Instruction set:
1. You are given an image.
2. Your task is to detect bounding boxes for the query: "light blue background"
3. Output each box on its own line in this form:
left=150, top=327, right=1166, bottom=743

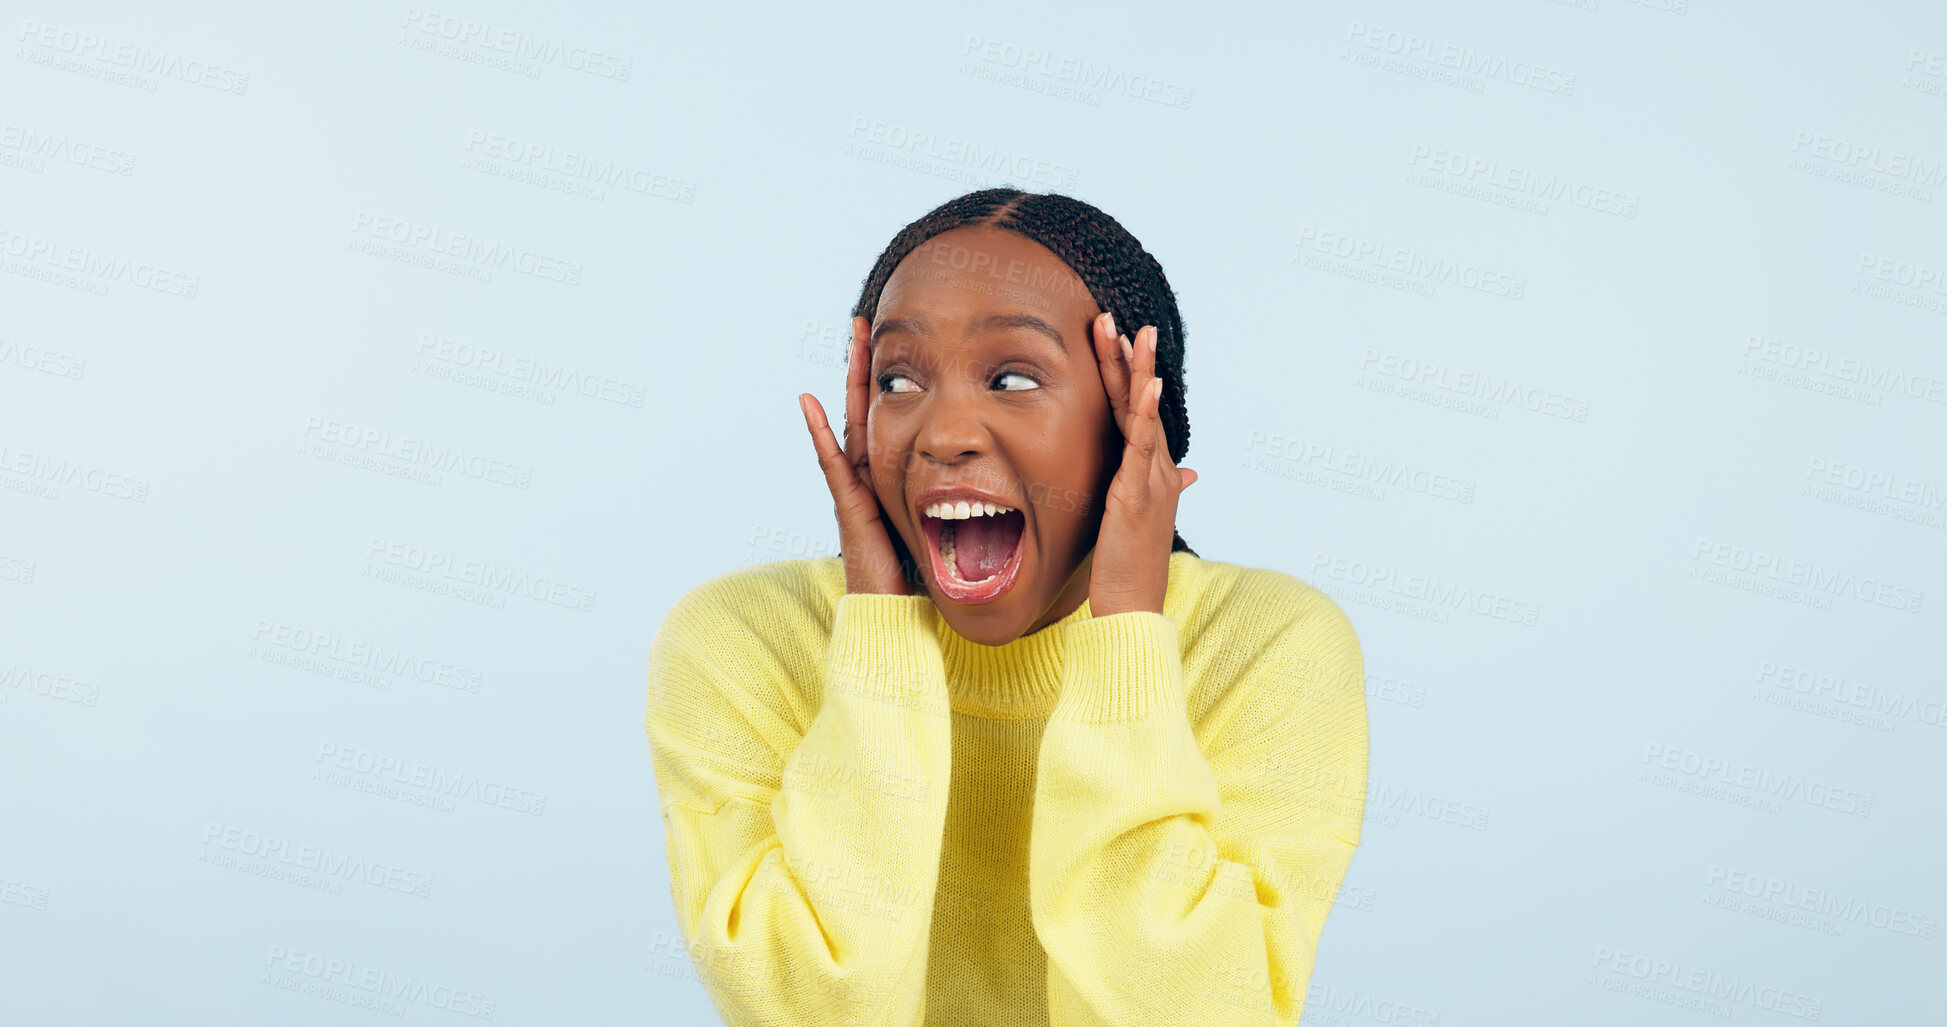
left=1, top=1, right=1940, bottom=1023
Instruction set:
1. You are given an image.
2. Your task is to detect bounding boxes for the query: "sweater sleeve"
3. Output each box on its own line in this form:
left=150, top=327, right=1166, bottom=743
left=1028, top=594, right=1368, bottom=1026
left=644, top=585, right=955, bottom=1027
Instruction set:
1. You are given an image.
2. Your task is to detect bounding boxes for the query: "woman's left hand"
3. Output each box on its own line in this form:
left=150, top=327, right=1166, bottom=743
left=1087, top=312, right=1197, bottom=617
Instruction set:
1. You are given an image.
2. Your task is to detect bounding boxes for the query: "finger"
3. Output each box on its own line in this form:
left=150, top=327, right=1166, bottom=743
left=1111, top=377, right=1163, bottom=511
left=1139, top=376, right=1163, bottom=464
left=843, top=317, right=871, bottom=466
left=1124, top=326, right=1156, bottom=443
left=1092, top=311, right=1140, bottom=440
left=1148, top=377, right=1183, bottom=496
left=1138, top=327, right=1181, bottom=461
left=1151, top=366, right=1176, bottom=464
left=801, top=392, right=865, bottom=508
left=1094, top=312, right=1132, bottom=436
left=800, top=392, right=842, bottom=475
left=1179, top=467, right=1198, bottom=489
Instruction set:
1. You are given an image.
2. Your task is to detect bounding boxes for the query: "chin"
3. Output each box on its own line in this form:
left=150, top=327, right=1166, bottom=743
left=939, top=607, right=1030, bottom=647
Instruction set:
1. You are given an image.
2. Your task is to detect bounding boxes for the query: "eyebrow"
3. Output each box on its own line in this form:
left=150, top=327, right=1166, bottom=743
left=872, top=313, right=1067, bottom=354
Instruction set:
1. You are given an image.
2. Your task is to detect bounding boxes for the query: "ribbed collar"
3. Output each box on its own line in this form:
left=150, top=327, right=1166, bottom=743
left=807, top=553, right=1196, bottom=720
left=931, top=552, right=1193, bottom=721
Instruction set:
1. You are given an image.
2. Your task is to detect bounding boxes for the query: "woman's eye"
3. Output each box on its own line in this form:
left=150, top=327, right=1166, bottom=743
left=876, top=371, right=1036, bottom=393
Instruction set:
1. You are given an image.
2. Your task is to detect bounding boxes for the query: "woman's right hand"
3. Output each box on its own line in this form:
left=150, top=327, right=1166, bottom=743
left=798, top=316, right=921, bottom=597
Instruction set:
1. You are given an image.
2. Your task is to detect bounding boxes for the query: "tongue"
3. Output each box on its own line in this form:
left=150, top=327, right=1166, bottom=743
left=952, top=511, right=1023, bottom=582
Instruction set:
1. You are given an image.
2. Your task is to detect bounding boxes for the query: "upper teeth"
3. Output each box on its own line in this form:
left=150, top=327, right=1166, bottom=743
left=925, top=500, right=1013, bottom=519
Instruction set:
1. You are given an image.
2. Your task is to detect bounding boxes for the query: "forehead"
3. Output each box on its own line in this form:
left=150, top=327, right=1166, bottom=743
left=876, top=226, right=1098, bottom=341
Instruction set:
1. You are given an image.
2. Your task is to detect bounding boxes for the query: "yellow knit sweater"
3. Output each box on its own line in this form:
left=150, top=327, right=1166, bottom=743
left=644, top=550, right=1368, bottom=1026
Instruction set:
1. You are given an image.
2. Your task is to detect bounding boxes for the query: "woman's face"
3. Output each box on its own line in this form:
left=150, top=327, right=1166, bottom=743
left=865, top=225, right=1121, bottom=646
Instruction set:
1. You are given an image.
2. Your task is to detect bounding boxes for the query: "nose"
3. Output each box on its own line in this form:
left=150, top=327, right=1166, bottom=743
left=913, top=378, right=991, bottom=465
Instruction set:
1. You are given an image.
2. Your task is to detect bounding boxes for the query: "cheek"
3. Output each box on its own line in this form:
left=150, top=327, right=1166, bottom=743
left=865, top=427, right=907, bottom=506
left=1027, top=464, right=1098, bottom=530
left=1033, top=411, right=1114, bottom=512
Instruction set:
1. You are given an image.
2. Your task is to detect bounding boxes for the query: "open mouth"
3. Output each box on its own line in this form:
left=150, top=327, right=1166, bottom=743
left=919, top=507, right=1027, bottom=604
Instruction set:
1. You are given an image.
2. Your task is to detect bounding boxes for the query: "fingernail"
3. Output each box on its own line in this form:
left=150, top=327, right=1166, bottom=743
left=1104, top=312, right=1117, bottom=339
left=1120, top=334, right=1133, bottom=361
left=1147, top=327, right=1158, bottom=353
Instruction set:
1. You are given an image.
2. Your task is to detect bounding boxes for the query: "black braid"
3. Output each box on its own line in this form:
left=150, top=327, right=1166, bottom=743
left=847, top=188, right=1198, bottom=575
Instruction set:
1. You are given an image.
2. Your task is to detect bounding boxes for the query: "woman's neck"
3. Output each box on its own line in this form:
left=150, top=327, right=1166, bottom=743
left=1020, top=549, right=1095, bottom=637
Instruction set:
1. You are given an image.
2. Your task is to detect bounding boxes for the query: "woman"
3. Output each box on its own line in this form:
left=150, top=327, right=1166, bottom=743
left=645, top=188, right=1368, bottom=1025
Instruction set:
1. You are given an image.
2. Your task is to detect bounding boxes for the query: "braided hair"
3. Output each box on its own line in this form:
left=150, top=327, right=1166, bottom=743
left=845, top=187, right=1198, bottom=590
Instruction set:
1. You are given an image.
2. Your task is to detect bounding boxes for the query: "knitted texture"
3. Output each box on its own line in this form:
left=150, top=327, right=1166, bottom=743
left=644, top=550, right=1368, bottom=1026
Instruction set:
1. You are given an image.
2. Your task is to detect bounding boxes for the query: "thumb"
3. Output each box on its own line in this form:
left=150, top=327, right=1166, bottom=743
left=1179, top=467, right=1198, bottom=489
